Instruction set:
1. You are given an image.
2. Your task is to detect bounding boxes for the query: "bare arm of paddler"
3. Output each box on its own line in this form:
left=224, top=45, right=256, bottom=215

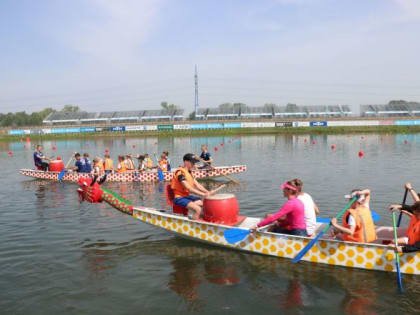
left=405, top=183, right=420, bottom=202
left=192, top=178, right=210, bottom=195
left=330, top=218, right=356, bottom=236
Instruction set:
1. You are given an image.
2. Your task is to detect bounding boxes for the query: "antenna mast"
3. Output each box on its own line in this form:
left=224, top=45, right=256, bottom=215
left=194, top=65, right=199, bottom=117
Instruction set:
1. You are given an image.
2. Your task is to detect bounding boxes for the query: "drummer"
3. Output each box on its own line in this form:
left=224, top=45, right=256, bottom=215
left=170, top=153, right=212, bottom=220
left=33, top=145, right=51, bottom=171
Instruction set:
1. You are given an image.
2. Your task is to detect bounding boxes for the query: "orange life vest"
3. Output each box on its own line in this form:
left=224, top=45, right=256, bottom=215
left=342, top=207, right=377, bottom=243
left=406, top=216, right=420, bottom=245
left=159, top=159, right=168, bottom=171
left=170, top=168, right=195, bottom=198
left=98, top=159, right=105, bottom=173
left=117, top=162, right=127, bottom=173
left=104, top=158, right=113, bottom=170
left=145, top=157, right=153, bottom=169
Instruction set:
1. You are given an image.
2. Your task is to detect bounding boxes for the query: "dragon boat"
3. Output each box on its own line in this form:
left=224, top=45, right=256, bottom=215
left=19, top=165, right=246, bottom=182
left=77, top=179, right=420, bottom=276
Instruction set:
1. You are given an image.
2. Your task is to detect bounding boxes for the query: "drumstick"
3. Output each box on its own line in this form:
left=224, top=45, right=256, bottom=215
left=210, top=184, right=226, bottom=195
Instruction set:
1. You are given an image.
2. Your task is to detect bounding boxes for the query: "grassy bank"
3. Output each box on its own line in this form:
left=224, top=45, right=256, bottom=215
left=2, top=125, right=420, bottom=142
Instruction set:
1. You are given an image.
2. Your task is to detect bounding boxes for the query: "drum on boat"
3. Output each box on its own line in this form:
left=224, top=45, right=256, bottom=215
left=49, top=160, right=64, bottom=172
left=203, top=193, right=244, bottom=225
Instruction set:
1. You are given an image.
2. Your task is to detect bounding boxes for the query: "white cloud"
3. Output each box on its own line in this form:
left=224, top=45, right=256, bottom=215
left=395, top=0, right=420, bottom=20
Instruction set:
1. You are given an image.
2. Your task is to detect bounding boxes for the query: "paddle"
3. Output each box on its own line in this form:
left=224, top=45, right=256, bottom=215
left=209, top=184, right=226, bottom=195
left=316, top=209, right=381, bottom=223
left=392, top=211, right=404, bottom=292
left=397, top=188, right=408, bottom=227
left=195, top=155, right=240, bottom=184
left=224, top=223, right=274, bottom=244
left=292, top=197, right=357, bottom=263
left=58, top=156, right=74, bottom=181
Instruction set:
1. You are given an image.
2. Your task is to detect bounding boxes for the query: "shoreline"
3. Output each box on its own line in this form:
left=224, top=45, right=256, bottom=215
left=3, top=125, right=420, bottom=142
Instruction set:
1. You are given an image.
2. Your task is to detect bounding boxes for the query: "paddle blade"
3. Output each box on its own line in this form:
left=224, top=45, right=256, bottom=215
left=58, top=170, right=66, bottom=181
left=316, top=217, right=331, bottom=223
left=371, top=210, right=381, bottom=222
left=223, top=228, right=250, bottom=244
left=292, top=229, right=327, bottom=263
left=158, top=168, right=164, bottom=182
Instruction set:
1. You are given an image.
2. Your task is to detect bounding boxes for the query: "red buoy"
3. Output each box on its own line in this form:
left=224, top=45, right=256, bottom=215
left=8, top=151, right=12, bottom=156
left=26, top=137, right=30, bottom=142
left=132, top=145, right=136, bottom=149
left=331, top=144, right=336, bottom=150
left=105, top=149, right=109, bottom=153
left=404, top=140, right=408, bottom=144
left=358, top=151, right=364, bottom=158
left=220, top=143, right=224, bottom=146
left=57, top=156, right=61, bottom=160
left=312, top=141, right=316, bottom=145
left=304, top=139, right=307, bottom=143
left=214, top=147, right=218, bottom=152
left=52, top=145, right=56, bottom=150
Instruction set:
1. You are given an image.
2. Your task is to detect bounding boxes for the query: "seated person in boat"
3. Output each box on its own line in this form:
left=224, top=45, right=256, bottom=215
left=116, top=155, right=127, bottom=173
left=331, top=189, right=377, bottom=243
left=33, top=145, right=51, bottom=171
left=91, top=158, right=107, bottom=185
left=170, top=153, right=212, bottom=220
left=389, top=183, right=420, bottom=214
left=163, top=151, right=171, bottom=171
left=252, top=180, right=307, bottom=236
left=158, top=154, right=168, bottom=172
left=292, top=178, right=320, bottom=237
left=198, top=145, right=213, bottom=169
left=124, top=154, right=135, bottom=171
left=144, top=154, right=154, bottom=170
left=72, top=153, right=86, bottom=173
left=83, top=153, right=92, bottom=173
left=103, top=154, right=113, bottom=174
left=136, top=155, right=146, bottom=172
left=391, top=201, right=420, bottom=253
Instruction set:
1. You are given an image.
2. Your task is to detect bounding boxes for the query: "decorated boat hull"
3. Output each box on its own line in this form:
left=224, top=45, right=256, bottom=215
left=19, top=165, right=246, bottom=182
left=78, top=182, right=420, bottom=276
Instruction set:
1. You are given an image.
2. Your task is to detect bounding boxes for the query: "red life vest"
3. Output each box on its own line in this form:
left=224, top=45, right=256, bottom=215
left=406, top=216, right=420, bottom=245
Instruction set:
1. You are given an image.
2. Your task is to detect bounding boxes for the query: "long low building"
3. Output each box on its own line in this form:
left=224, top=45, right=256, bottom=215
left=360, top=103, right=420, bottom=117
left=43, top=109, right=185, bottom=125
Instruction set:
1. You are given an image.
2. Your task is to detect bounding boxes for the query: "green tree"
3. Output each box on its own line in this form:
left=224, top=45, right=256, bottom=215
left=61, top=105, right=80, bottom=112
left=160, top=101, right=178, bottom=111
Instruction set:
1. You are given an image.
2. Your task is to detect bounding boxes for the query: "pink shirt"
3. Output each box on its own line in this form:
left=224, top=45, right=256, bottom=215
left=257, top=197, right=306, bottom=230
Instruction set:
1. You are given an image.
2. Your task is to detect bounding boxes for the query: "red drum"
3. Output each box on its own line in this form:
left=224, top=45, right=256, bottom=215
left=49, top=160, right=64, bottom=172
left=203, top=194, right=244, bottom=225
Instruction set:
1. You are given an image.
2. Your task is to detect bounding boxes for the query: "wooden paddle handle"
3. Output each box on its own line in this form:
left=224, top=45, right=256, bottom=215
left=209, top=184, right=226, bottom=195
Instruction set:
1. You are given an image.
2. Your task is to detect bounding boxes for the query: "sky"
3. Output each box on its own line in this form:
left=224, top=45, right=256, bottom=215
left=0, top=0, right=420, bottom=114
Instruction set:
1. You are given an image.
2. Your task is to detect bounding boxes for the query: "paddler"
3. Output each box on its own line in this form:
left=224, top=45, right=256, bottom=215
left=389, top=183, right=420, bottom=253
left=103, top=153, right=114, bottom=174
left=198, top=145, right=213, bottom=169
left=291, top=178, right=320, bottom=237
left=144, top=153, right=154, bottom=170
left=83, top=153, right=92, bottom=173
left=33, top=145, right=51, bottom=171
left=330, top=189, right=377, bottom=243
left=136, top=155, right=146, bottom=172
left=390, top=201, right=420, bottom=253
left=125, top=154, right=135, bottom=171
left=158, top=153, right=168, bottom=172
left=170, top=153, right=212, bottom=220
left=116, top=155, right=127, bottom=173
left=163, top=151, right=171, bottom=171
left=72, top=153, right=86, bottom=173
left=251, top=180, right=307, bottom=236
left=91, top=157, right=107, bottom=185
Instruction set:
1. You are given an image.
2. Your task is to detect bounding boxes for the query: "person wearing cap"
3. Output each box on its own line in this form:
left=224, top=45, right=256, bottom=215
left=331, top=189, right=377, bottom=243
left=170, top=153, right=212, bottom=220
left=251, top=180, right=307, bottom=236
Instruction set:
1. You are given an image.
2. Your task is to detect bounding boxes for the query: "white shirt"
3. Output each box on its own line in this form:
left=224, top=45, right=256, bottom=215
left=298, top=193, right=317, bottom=236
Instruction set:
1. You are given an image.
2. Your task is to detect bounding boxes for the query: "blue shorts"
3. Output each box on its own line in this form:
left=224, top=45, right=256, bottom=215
left=174, top=195, right=201, bottom=208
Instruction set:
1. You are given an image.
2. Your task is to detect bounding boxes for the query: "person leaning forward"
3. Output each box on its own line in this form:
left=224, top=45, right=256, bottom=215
left=170, top=153, right=212, bottom=220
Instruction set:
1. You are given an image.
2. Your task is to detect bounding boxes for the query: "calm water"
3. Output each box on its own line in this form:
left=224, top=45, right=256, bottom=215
left=2, top=133, right=420, bottom=314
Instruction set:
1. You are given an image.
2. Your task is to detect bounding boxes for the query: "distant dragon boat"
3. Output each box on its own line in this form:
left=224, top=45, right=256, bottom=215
left=19, top=165, right=246, bottom=182
left=76, top=179, right=420, bottom=276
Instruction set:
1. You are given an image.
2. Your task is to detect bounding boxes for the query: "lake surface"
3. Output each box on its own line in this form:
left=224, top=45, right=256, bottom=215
left=2, top=133, right=420, bottom=314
